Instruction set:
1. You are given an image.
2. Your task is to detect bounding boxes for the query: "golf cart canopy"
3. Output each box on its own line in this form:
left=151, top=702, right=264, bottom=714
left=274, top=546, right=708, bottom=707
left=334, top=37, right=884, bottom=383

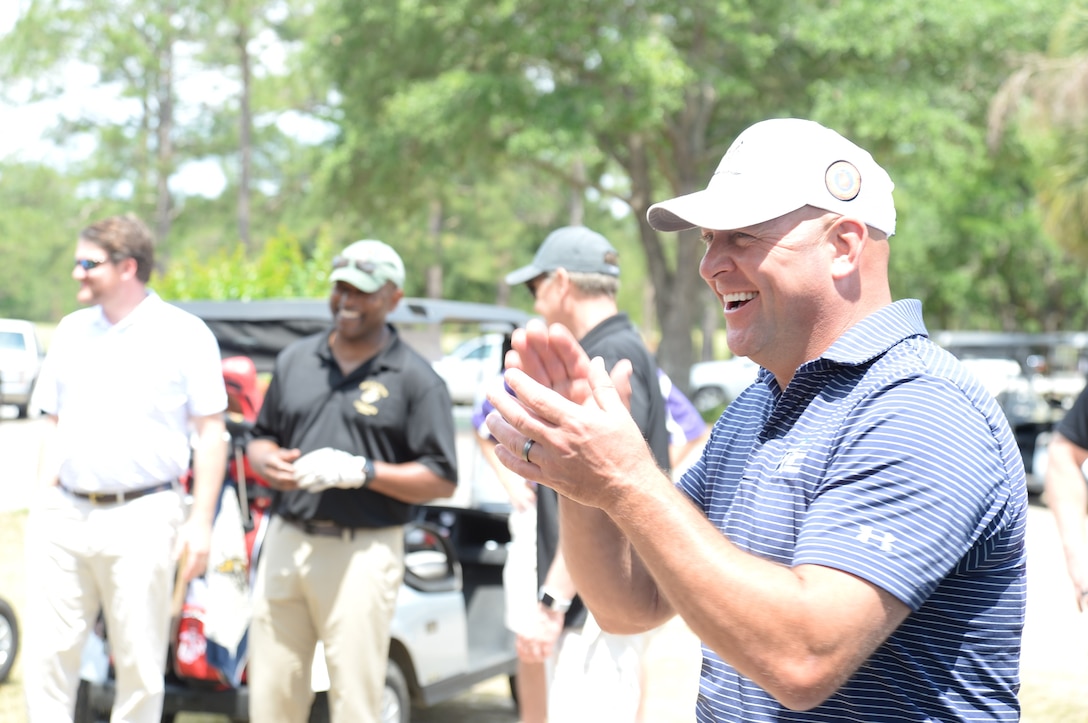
left=172, top=298, right=531, bottom=373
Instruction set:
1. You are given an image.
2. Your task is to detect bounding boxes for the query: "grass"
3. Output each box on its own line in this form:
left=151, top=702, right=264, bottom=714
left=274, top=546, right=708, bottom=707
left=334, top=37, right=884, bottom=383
left=1020, top=678, right=1087, bottom=722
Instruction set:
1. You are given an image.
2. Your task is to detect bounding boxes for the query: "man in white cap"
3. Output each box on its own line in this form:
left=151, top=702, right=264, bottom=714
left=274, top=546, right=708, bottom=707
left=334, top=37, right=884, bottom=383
left=246, top=240, right=458, bottom=722
left=484, top=119, right=1027, bottom=722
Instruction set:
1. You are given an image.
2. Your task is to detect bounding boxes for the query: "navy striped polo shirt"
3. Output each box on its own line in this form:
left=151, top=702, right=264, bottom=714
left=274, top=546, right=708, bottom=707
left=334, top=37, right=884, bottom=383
left=679, top=299, right=1027, bottom=722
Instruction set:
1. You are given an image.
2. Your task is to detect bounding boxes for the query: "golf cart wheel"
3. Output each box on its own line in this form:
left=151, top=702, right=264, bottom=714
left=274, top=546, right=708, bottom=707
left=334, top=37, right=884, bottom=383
left=0, top=597, right=19, bottom=683
left=509, top=674, right=519, bottom=712
left=382, top=658, right=410, bottom=723
left=305, top=660, right=409, bottom=723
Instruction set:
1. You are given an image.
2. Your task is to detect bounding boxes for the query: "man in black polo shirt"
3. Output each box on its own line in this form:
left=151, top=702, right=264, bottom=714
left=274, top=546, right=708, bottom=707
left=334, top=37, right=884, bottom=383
left=502, top=225, right=670, bottom=721
left=246, top=240, right=458, bottom=723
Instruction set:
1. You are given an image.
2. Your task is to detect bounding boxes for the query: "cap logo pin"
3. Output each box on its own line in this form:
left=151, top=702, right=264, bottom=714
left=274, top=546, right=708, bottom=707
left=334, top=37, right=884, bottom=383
left=825, top=160, right=861, bottom=201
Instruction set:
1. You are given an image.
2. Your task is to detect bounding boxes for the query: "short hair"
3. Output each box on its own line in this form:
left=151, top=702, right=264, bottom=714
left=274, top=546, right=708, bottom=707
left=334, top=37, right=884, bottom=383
left=80, top=214, right=155, bottom=283
left=567, top=271, right=619, bottom=298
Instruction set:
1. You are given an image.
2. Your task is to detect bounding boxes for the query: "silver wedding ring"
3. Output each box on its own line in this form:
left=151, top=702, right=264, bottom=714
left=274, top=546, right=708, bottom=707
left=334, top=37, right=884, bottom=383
left=522, top=438, right=535, bottom=464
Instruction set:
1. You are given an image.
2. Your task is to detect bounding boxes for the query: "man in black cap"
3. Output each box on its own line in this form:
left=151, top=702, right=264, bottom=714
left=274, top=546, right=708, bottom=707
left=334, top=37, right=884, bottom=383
left=504, top=225, right=670, bottom=721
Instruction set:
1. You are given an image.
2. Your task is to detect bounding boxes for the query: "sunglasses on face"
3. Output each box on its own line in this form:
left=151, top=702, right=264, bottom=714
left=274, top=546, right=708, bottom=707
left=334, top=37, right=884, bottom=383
left=74, top=258, right=109, bottom=271
left=332, top=255, right=381, bottom=274
left=527, top=273, right=552, bottom=299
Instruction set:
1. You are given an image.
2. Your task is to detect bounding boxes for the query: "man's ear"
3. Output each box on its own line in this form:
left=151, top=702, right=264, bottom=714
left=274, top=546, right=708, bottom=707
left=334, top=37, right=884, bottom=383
left=386, top=285, right=405, bottom=309
left=829, top=217, right=867, bottom=280
left=550, top=267, right=570, bottom=292
left=116, top=255, right=140, bottom=281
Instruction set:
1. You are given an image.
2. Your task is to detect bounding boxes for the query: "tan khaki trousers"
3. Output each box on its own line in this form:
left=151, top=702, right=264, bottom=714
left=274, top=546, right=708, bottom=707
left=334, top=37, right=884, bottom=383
left=248, top=517, right=404, bottom=723
left=23, top=485, right=184, bottom=723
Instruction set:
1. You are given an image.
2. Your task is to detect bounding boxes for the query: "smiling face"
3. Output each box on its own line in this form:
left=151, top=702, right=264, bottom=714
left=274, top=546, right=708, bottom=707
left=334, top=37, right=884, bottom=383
left=72, top=238, right=125, bottom=307
left=328, top=280, right=403, bottom=344
left=699, top=207, right=842, bottom=383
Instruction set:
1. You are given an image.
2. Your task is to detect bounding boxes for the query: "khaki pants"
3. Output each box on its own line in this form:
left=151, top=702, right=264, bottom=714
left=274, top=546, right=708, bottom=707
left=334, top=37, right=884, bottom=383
left=23, top=485, right=184, bottom=723
left=248, top=517, right=404, bottom=723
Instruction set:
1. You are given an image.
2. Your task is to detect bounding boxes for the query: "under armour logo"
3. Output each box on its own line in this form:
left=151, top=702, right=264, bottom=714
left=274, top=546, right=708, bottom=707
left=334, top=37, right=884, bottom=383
left=856, top=524, right=897, bottom=552
left=776, top=450, right=802, bottom=473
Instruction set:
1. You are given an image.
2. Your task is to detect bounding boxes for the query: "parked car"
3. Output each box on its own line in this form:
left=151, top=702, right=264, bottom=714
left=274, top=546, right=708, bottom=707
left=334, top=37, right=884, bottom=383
left=0, top=318, right=44, bottom=419
left=687, top=356, right=761, bottom=412
left=431, top=332, right=507, bottom=405
left=75, top=297, right=530, bottom=723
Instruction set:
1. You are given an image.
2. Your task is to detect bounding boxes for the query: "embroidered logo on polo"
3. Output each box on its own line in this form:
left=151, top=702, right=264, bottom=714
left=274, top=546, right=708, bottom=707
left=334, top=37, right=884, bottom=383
left=776, top=449, right=804, bottom=473
left=856, top=523, right=897, bottom=553
left=825, top=160, right=862, bottom=201
left=353, top=380, right=389, bottom=416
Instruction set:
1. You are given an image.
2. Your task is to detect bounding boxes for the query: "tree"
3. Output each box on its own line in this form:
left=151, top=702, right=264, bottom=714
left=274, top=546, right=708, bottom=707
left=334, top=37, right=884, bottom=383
left=307, top=0, right=1074, bottom=386
left=0, top=161, right=116, bottom=320
left=990, top=0, right=1088, bottom=260
left=0, top=0, right=204, bottom=240
left=0, top=0, right=322, bottom=256
left=5, top=0, right=1085, bottom=348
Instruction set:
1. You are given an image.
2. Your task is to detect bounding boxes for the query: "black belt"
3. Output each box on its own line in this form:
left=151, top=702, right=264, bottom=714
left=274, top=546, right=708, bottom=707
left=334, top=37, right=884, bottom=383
left=281, top=516, right=359, bottom=540
left=61, top=481, right=175, bottom=505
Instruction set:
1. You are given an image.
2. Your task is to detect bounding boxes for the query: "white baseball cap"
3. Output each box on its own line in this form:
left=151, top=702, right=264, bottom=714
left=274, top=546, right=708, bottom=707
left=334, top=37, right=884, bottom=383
left=647, top=118, right=896, bottom=237
left=330, top=239, right=406, bottom=292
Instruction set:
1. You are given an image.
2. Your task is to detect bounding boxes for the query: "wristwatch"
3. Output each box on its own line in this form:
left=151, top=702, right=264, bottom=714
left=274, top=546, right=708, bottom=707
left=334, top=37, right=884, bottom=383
left=362, top=457, right=377, bottom=487
left=538, top=587, right=572, bottom=614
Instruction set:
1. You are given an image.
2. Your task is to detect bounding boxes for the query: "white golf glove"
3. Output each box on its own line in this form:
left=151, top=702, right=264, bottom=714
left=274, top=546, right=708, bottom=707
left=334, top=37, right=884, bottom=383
left=293, top=447, right=374, bottom=493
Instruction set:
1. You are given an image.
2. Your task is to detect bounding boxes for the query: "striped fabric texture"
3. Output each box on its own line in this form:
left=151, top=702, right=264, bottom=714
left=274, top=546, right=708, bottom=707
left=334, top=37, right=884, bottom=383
left=679, top=299, right=1027, bottom=722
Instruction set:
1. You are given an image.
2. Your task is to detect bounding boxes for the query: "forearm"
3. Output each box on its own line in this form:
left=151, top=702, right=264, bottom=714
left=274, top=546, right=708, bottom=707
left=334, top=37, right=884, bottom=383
left=1045, top=436, right=1088, bottom=584
left=1051, top=472, right=1088, bottom=570
left=596, top=464, right=906, bottom=710
left=542, top=540, right=577, bottom=602
left=370, top=461, right=455, bottom=504
left=188, top=415, right=228, bottom=526
left=558, top=494, right=668, bottom=631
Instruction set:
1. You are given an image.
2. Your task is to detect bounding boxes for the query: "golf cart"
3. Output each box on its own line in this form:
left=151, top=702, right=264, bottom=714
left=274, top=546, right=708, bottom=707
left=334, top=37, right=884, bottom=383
left=75, top=296, right=529, bottom=723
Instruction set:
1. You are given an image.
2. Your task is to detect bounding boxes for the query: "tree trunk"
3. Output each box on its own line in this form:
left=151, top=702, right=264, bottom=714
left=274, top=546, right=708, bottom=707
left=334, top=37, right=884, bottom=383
left=623, top=133, right=702, bottom=394
left=237, top=20, right=253, bottom=251
left=568, top=157, right=585, bottom=226
left=154, top=39, right=175, bottom=246
left=426, top=197, right=444, bottom=298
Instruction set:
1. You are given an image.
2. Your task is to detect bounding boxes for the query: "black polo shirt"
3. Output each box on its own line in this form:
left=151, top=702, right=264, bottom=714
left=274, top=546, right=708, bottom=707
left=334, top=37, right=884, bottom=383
left=536, top=312, right=670, bottom=627
left=1058, top=381, right=1088, bottom=449
left=252, top=325, right=458, bottom=528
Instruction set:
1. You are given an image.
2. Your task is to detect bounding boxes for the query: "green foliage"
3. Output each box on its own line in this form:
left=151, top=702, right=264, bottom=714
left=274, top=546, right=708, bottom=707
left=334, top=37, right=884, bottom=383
left=0, top=161, right=120, bottom=321
left=155, top=226, right=339, bottom=301
left=2, top=0, right=1087, bottom=351
left=987, top=1, right=1088, bottom=260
